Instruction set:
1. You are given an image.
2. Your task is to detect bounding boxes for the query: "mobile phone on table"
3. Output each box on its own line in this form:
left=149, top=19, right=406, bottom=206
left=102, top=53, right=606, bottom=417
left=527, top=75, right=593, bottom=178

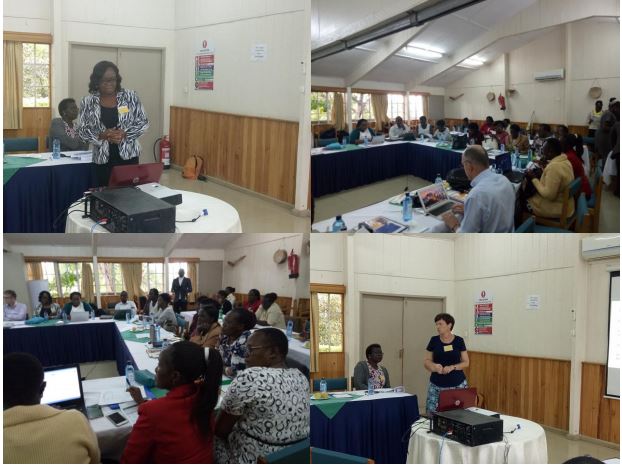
left=106, top=411, right=129, bottom=427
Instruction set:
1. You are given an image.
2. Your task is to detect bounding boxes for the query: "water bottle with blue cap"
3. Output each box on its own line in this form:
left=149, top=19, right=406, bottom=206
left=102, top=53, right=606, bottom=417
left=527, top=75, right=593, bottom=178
left=125, top=360, right=135, bottom=387
left=126, top=310, right=131, bottom=323
left=286, top=320, right=294, bottom=340
left=402, top=191, right=413, bottom=222
left=319, top=378, right=327, bottom=395
left=52, top=138, right=60, bottom=160
left=435, top=173, right=442, bottom=185
left=367, top=377, right=374, bottom=396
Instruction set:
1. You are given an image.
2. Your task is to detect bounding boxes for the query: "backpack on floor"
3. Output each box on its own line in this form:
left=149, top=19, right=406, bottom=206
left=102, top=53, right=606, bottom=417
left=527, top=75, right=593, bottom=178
left=182, top=155, right=204, bottom=180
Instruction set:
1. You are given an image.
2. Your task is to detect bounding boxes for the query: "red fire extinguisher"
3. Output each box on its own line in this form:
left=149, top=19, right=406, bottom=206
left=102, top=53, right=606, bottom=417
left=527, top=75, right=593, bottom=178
left=288, top=249, right=299, bottom=279
left=154, top=136, right=171, bottom=169
left=498, top=95, right=506, bottom=111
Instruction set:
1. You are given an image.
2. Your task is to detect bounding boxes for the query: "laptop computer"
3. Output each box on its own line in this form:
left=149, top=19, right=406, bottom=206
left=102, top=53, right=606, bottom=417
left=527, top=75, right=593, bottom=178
left=108, top=162, right=164, bottom=188
left=70, top=311, right=89, bottom=322
left=416, top=183, right=459, bottom=218
left=370, top=135, right=385, bottom=145
left=437, top=387, right=478, bottom=412
left=41, top=364, right=87, bottom=415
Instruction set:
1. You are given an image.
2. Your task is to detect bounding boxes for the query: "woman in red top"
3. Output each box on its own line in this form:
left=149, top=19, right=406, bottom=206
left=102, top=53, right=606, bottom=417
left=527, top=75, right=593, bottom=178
left=243, top=288, right=261, bottom=314
left=562, top=134, right=592, bottom=199
left=122, top=341, right=223, bottom=464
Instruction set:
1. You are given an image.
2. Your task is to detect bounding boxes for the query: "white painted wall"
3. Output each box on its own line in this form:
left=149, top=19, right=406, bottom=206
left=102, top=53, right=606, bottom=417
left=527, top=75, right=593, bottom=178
left=3, top=252, right=31, bottom=310
left=3, top=0, right=50, bottom=33
left=310, top=233, right=346, bottom=285
left=222, top=234, right=310, bottom=303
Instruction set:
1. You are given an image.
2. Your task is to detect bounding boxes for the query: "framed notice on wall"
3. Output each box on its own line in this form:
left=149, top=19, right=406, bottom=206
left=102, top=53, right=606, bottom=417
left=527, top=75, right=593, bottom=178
left=474, top=289, right=493, bottom=335
left=195, top=40, right=215, bottom=91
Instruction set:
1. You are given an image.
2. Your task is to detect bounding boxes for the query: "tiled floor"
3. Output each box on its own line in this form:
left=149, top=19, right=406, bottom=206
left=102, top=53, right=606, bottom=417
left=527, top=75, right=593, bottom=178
left=160, top=169, right=310, bottom=233
left=80, top=361, right=119, bottom=380
left=314, top=175, right=620, bottom=233
left=545, top=429, right=619, bottom=463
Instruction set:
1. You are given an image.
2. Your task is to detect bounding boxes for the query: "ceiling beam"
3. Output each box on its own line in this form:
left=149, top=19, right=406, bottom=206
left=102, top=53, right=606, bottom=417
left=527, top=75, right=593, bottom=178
left=407, top=0, right=620, bottom=88
left=163, top=234, right=183, bottom=258
left=345, top=24, right=428, bottom=87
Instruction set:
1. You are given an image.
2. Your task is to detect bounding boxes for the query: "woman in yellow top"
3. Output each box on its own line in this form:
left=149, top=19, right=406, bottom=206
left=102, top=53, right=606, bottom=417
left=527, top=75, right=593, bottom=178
left=507, top=124, right=530, bottom=153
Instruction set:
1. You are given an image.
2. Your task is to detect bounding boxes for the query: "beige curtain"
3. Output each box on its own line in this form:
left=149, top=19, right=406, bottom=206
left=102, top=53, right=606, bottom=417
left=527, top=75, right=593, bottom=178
left=81, top=263, right=94, bottom=304
left=186, top=262, right=197, bottom=303
left=310, top=292, right=320, bottom=374
left=371, top=94, right=389, bottom=132
left=331, top=92, right=345, bottom=131
left=121, top=263, right=143, bottom=301
left=422, top=95, right=430, bottom=119
left=26, top=262, right=43, bottom=281
left=4, top=41, right=23, bottom=130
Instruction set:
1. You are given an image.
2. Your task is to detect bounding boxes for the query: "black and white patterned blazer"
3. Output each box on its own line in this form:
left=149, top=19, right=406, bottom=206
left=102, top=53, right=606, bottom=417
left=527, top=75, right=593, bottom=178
left=77, top=89, right=149, bottom=165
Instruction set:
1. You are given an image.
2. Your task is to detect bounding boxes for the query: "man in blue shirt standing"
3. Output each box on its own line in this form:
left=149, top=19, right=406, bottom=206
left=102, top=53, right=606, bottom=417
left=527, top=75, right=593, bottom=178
left=441, top=145, right=515, bottom=232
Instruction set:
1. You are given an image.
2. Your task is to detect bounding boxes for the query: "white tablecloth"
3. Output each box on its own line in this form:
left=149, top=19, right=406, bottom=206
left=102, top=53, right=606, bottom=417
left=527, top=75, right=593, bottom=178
left=311, top=139, right=508, bottom=157
left=407, top=413, right=548, bottom=464
left=65, top=188, right=242, bottom=233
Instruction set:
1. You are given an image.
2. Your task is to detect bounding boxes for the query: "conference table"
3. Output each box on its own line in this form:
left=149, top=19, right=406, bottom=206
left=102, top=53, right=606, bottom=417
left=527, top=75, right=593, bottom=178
left=3, top=151, right=242, bottom=233
left=311, top=140, right=511, bottom=198
left=407, top=413, right=548, bottom=464
left=310, top=389, right=420, bottom=464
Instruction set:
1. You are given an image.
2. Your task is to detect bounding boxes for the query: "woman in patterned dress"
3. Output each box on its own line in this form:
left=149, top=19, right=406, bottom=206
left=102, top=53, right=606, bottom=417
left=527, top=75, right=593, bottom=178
left=215, top=328, right=310, bottom=463
left=352, top=343, right=391, bottom=390
left=217, top=308, right=256, bottom=377
left=48, top=98, right=89, bottom=151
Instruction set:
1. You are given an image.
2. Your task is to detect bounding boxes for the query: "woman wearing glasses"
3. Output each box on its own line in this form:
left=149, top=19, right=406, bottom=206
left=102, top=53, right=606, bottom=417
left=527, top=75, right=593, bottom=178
left=215, top=328, right=310, bottom=463
left=352, top=343, right=391, bottom=390
left=77, top=60, right=149, bottom=187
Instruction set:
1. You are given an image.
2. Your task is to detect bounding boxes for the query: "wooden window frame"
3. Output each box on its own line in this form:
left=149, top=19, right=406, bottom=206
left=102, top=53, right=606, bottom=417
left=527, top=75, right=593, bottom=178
left=311, top=283, right=346, bottom=354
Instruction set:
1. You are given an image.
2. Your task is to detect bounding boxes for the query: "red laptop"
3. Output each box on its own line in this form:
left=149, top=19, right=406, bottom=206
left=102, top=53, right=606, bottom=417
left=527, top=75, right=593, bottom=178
left=437, top=388, right=478, bottom=412
left=108, top=162, right=164, bottom=187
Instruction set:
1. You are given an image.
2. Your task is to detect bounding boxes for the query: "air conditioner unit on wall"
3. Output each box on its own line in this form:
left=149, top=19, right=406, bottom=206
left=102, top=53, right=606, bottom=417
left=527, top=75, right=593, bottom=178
left=581, top=236, right=620, bottom=261
left=534, top=69, right=565, bottom=81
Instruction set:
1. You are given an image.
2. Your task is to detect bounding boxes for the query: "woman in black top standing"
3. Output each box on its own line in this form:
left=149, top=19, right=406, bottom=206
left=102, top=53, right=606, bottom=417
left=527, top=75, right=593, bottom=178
left=77, top=61, right=149, bottom=187
left=423, top=313, right=470, bottom=414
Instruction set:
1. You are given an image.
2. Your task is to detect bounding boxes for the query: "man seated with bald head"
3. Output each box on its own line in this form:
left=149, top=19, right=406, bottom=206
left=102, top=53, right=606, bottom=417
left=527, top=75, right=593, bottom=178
left=441, top=145, right=515, bottom=233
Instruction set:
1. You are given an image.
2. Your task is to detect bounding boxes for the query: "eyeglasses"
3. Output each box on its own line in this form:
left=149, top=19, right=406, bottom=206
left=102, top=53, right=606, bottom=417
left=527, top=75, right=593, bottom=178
left=101, top=77, right=117, bottom=84
left=245, top=344, right=273, bottom=356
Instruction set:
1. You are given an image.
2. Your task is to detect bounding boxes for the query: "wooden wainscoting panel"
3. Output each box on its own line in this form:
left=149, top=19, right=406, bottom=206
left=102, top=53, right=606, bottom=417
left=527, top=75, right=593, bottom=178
left=170, top=106, right=299, bottom=204
left=464, top=351, right=570, bottom=430
left=4, top=107, right=52, bottom=152
left=580, top=362, right=620, bottom=443
left=317, top=352, right=345, bottom=380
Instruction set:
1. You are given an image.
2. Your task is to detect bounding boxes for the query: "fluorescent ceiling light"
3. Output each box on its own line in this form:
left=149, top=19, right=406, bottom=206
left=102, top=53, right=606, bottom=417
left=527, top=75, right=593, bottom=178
left=457, top=56, right=486, bottom=69
left=403, top=45, right=443, bottom=59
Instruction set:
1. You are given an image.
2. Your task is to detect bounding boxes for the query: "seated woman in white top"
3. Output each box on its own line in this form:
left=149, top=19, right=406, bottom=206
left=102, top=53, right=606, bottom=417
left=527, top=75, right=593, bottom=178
left=115, top=291, right=137, bottom=314
left=433, top=119, right=453, bottom=142
left=151, top=293, right=177, bottom=333
left=141, top=288, right=159, bottom=315
left=417, top=116, right=433, bottom=139
left=389, top=116, right=411, bottom=139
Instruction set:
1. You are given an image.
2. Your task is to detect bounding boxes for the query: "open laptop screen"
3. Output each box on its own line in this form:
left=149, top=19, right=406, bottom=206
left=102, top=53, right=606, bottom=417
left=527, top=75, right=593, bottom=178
left=417, top=183, right=449, bottom=211
left=108, top=162, right=164, bottom=188
left=41, top=365, right=83, bottom=406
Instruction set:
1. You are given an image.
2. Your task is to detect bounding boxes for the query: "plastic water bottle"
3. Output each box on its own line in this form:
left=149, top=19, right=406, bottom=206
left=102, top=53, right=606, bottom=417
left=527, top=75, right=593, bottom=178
left=52, top=138, right=60, bottom=159
left=342, top=136, right=348, bottom=147
left=420, top=133, right=424, bottom=141
left=367, top=377, right=374, bottom=396
left=332, top=215, right=346, bottom=232
left=155, top=324, right=161, bottom=343
left=319, top=378, right=327, bottom=395
left=363, top=134, right=369, bottom=147
left=43, top=311, right=49, bottom=320
left=434, top=173, right=442, bottom=185
left=125, top=361, right=135, bottom=387
left=500, top=144, right=505, bottom=152
left=402, top=192, right=413, bottom=222
left=61, top=311, right=68, bottom=324
left=218, top=309, right=224, bottom=325
left=89, top=309, right=94, bottom=320
left=125, top=310, right=131, bottom=323
left=286, top=320, right=294, bottom=340
left=528, top=148, right=533, bottom=162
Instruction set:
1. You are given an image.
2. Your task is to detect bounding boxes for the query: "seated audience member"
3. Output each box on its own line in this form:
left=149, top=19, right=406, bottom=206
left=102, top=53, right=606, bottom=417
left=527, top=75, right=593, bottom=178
left=215, top=328, right=310, bottom=463
left=140, top=288, right=159, bottom=316
left=532, top=123, right=553, bottom=157
left=187, top=296, right=218, bottom=336
left=62, top=291, right=94, bottom=317
left=508, top=124, right=530, bottom=153
left=467, top=122, right=483, bottom=146
left=563, top=455, right=605, bottom=464
left=225, top=286, right=236, bottom=306
left=526, top=138, right=575, bottom=219
left=256, top=292, right=286, bottom=329
left=480, top=116, right=494, bottom=135
left=557, top=125, right=570, bottom=140
left=189, top=305, right=222, bottom=349
left=48, top=98, right=89, bottom=151
left=353, top=344, right=391, bottom=390
left=460, top=117, right=470, bottom=133
left=441, top=145, right=515, bottom=233
left=244, top=288, right=261, bottom=314
left=3, top=290, right=28, bottom=321
left=151, top=293, right=177, bottom=333
left=417, top=116, right=433, bottom=139
left=562, top=134, right=592, bottom=199
left=34, top=291, right=61, bottom=318
left=433, top=120, right=452, bottom=142
left=3, top=353, right=100, bottom=463
left=218, top=308, right=256, bottom=377
left=504, top=118, right=511, bottom=132
left=114, top=291, right=137, bottom=314
left=349, top=118, right=376, bottom=144
left=216, top=290, right=233, bottom=314
left=123, top=342, right=223, bottom=463
left=389, top=116, right=411, bottom=138
left=492, top=120, right=510, bottom=148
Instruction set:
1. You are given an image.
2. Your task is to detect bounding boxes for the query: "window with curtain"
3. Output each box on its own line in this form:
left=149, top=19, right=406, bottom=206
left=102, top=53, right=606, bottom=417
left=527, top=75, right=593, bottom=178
left=408, top=94, right=426, bottom=119
left=167, top=262, right=189, bottom=289
left=311, top=91, right=333, bottom=123
left=98, top=263, right=124, bottom=294
left=41, top=262, right=59, bottom=297
left=387, top=94, right=405, bottom=119
left=317, top=292, right=344, bottom=352
left=22, top=43, right=50, bottom=108
left=351, top=93, right=373, bottom=121
left=141, top=262, right=165, bottom=293
left=58, top=263, right=81, bottom=297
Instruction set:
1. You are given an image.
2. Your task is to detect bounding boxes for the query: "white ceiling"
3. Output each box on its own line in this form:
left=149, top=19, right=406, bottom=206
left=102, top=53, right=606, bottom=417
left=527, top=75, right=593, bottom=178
left=311, top=0, right=543, bottom=88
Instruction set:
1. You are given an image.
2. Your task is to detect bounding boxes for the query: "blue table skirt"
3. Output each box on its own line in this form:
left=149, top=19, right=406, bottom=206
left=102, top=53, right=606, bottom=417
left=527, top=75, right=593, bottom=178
left=311, top=144, right=511, bottom=198
left=3, top=322, right=136, bottom=375
left=4, top=163, right=98, bottom=233
left=310, top=395, right=420, bottom=464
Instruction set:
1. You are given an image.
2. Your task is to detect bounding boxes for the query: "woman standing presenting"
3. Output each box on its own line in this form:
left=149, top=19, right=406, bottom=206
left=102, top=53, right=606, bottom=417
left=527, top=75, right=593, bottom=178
left=423, top=313, right=470, bottom=414
left=77, top=60, right=149, bottom=187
